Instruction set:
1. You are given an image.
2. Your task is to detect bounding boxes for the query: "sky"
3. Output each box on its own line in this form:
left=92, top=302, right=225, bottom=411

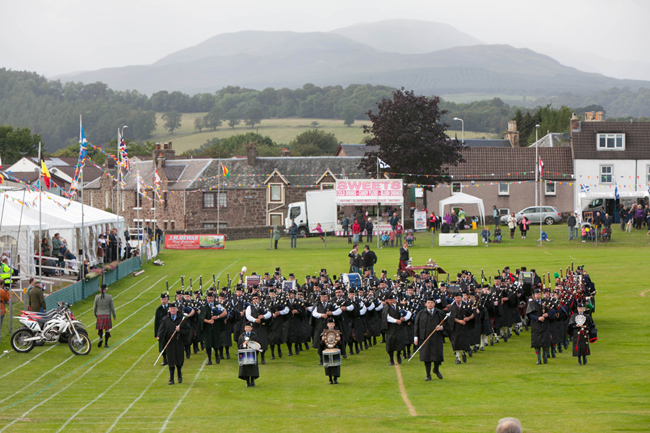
left=1, top=0, right=648, bottom=81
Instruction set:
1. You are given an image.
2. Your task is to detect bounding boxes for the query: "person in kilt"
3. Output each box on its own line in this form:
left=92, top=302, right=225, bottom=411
left=94, top=284, right=116, bottom=348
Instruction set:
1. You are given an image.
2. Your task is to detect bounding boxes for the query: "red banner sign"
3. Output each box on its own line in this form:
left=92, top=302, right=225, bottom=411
left=164, top=234, right=225, bottom=250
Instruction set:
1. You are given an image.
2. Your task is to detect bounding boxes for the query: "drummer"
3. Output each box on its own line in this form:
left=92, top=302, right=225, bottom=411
left=319, top=317, right=342, bottom=384
left=237, top=322, right=260, bottom=387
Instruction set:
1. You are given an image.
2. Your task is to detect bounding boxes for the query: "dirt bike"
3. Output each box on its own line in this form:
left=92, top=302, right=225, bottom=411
left=11, top=302, right=91, bottom=355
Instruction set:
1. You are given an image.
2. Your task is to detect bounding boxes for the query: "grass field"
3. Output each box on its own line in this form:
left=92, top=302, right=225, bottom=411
left=152, top=114, right=497, bottom=154
left=0, top=224, right=648, bottom=433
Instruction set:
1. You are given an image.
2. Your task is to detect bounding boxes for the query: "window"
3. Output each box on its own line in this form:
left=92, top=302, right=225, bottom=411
left=646, top=165, right=650, bottom=185
left=203, top=222, right=226, bottom=230
left=203, top=192, right=227, bottom=208
left=545, top=182, right=556, bottom=196
left=164, top=221, right=168, bottom=230
left=597, top=133, right=625, bottom=150
left=270, top=184, right=282, bottom=201
left=289, top=206, right=301, bottom=220
left=451, top=182, right=462, bottom=194
left=163, top=192, right=168, bottom=209
left=498, top=183, right=509, bottom=196
left=104, top=191, right=108, bottom=209
left=171, top=221, right=175, bottom=230
left=600, top=165, right=613, bottom=184
left=133, top=192, right=141, bottom=210
left=320, top=183, right=335, bottom=190
left=269, top=213, right=283, bottom=227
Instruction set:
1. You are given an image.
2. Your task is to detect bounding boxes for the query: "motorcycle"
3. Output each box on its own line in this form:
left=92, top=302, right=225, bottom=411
left=11, top=302, right=92, bottom=355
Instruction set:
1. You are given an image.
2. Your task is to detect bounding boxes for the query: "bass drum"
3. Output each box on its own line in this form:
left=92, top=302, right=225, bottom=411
left=341, top=273, right=361, bottom=290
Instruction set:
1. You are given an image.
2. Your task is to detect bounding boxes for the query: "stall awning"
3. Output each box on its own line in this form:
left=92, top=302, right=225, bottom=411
left=335, top=179, right=403, bottom=205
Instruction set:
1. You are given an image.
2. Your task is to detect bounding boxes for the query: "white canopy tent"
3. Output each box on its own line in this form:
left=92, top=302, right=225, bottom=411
left=0, top=190, right=124, bottom=267
left=438, top=192, right=486, bottom=227
left=0, top=200, right=50, bottom=276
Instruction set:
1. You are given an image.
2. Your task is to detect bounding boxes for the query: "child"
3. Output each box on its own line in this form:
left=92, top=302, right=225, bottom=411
left=237, top=322, right=260, bottom=387
left=319, top=318, right=342, bottom=384
left=581, top=226, right=587, bottom=242
left=568, top=303, right=595, bottom=365
left=381, top=232, right=389, bottom=248
left=389, top=230, right=395, bottom=247
left=313, top=222, right=325, bottom=242
left=538, top=231, right=552, bottom=242
left=405, top=232, right=414, bottom=247
left=480, top=226, right=491, bottom=244
left=494, top=227, right=502, bottom=243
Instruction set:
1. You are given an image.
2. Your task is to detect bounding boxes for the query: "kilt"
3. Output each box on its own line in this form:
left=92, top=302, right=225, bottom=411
left=95, top=315, right=113, bottom=330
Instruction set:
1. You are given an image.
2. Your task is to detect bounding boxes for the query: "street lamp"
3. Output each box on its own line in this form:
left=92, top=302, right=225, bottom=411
left=453, top=117, right=464, bottom=145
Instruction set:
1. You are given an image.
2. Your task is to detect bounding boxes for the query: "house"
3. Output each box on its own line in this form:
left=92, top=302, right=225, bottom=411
left=6, top=156, right=103, bottom=196
left=570, top=112, right=650, bottom=221
left=84, top=143, right=367, bottom=234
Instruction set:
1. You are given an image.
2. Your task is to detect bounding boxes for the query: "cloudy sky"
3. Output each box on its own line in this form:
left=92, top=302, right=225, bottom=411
left=1, top=0, right=648, bottom=81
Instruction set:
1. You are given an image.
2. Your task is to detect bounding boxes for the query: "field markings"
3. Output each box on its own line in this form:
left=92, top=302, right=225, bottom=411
left=393, top=364, right=417, bottom=416
left=0, top=355, right=74, bottom=404
left=159, top=359, right=207, bottom=433
left=76, top=276, right=150, bottom=318
left=0, top=318, right=154, bottom=431
left=105, top=364, right=166, bottom=433
left=55, top=343, right=158, bottom=433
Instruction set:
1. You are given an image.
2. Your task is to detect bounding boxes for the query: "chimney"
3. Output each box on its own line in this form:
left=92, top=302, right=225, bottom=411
left=570, top=113, right=580, bottom=133
left=595, top=111, right=604, bottom=121
left=280, top=148, right=291, bottom=157
left=153, top=141, right=175, bottom=166
left=247, top=142, right=257, bottom=166
left=156, top=143, right=161, bottom=150
left=503, top=121, right=519, bottom=147
left=584, top=111, right=595, bottom=121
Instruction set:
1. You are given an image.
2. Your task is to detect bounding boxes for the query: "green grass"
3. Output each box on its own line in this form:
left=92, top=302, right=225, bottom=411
left=0, top=224, right=648, bottom=432
left=152, top=114, right=497, bottom=153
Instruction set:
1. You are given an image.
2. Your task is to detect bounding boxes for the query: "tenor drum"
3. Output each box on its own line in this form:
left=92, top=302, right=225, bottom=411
left=238, top=349, right=257, bottom=366
left=323, top=348, right=341, bottom=368
left=247, top=340, right=261, bottom=351
left=341, top=273, right=361, bottom=289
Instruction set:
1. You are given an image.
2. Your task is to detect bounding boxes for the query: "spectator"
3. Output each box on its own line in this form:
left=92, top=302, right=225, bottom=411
left=405, top=232, right=415, bottom=247
left=155, top=226, right=163, bottom=251
left=494, top=227, right=502, bottom=243
left=507, top=212, right=517, bottom=239
left=451, top=211, right=459, bottom=233
left=381, top=232, right=389, bottom=248
left=358, top=218, right=365, bottom=243
left=390, top=212, right=399, bottom=231
left=537, top=230, right=552, bottom=242
left=481, top=226, right=491, bottom=244
left=458, top=208, right=466, bottom=230
left=40, top=238, right=51, bottom=257
left=567, top=212, right=577, bottom=240
left=496, top=417, right=522, bottom=433
left=581, top=225, right=587, bottom=242
left=389, top=230, right=395, bottom=247
left=492, top=205, right=499, bottom=227
left=634, top=204, right=644, bottom=229
left=341, top=215, right=350, bottom=237
left=29, top=281, right=46, bottom=313
left=593, top=211, right=602, bottom=230
left=313, top=222, right=324, bottom=243
left=289, top=220, right=298, bottom=249
left=428, top=212, right=437, bottom=232
left=348, top=244, right=361, bottom=274
left=97, top=233, right=107, bottom=264
left=619, top=206, right=628, bottom=231
left=366, top=218, right=374, bottom=243
left=519, top=216, right=529, bottom=239
left=52, top=233, right=64, bottom=270
left=0, top=281, right=10, bottom=344
left=603, top=213, right=612, bottom=228
left=272, top=225, right=280, bottom=249
left=395, top=220, right=404, bottom=245
left=352, top=219, right=361, bottom=243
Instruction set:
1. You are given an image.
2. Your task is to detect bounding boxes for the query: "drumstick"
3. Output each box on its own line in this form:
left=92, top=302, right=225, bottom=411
left=408, top=313, right=450, bottom=362
left=154, top=314, right=188, bottom=366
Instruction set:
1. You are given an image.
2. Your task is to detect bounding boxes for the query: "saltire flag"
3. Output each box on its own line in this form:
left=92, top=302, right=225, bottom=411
left=40, top=156, right=51, bottom=189
left=580, top=184, right=590, bottom=193
left=378, top=157, right=390, bottom=169
left=118, top=129, right=131, bottom=172
left=222, top=163, right=230, bottom=178
left=538, top=157, right=544, bottom=179
left=71, top=119, right=88, bottom=192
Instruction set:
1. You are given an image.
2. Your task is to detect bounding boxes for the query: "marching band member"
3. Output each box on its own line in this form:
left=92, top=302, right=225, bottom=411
left=237, top=322, right=260, bottom=387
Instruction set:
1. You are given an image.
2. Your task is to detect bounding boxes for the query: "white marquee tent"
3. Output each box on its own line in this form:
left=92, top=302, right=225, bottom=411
left=0, top=200, right=50, bottom=275
left=0, top=189, right=124, bottom=271
left=438, top=192, right=486, bottom=227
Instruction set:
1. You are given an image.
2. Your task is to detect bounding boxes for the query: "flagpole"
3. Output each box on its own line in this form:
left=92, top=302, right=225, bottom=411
left=217, top=158, right=221, bottom=232
left=116, top=127, right=120, bottom=264
left=38, top=142, right=42, bottom=283
left=80, top=115, right=86, bottom=282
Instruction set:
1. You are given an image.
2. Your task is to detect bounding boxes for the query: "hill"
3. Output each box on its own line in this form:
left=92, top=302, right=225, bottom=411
left=330, top=19, right=482, bottom=54
left=67, top=28, right=650, bottom=97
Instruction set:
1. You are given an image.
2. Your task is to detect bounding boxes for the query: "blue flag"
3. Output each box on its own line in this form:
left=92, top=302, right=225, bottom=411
left=79, top=124, right=88, bottom=162
left=615, top=183, right=620, bottom=200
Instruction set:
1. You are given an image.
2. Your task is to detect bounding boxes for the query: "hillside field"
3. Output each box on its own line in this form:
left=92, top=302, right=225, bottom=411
left=151, top=114, right=497, bottom=153
left=0, top=224, right=648, bottom=433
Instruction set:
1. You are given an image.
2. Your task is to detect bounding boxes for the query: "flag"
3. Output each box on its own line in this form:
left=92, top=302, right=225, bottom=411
left=71, top=119, right=88, bottom=192
left=154, top=169, right=162, bottom=202
left=118, top=129, right=131, bottom=172
left=222, top=163, right=230, bottom=178
left=615, top=183, right=620, bottom=199
left=40, top=157, right=51, bottom=189
left=538, top=157, right=544, bottom=179
left=580, top=184, right=590, bottom=193
left=378, top=157, right=390, bottom=169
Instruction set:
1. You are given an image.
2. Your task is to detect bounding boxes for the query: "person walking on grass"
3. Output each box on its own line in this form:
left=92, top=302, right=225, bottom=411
left=289, top=219, right=298, bottom=248
left=313, top=222, right=325, bottom=242
left=273, top=225, right=280, bottom=249
left=94, top=284, right=116, bottom=348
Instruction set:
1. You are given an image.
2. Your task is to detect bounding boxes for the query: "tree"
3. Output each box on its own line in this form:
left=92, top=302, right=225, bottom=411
left=204, top=106, right=223, bottom=130
left=342, top=104, right=360, bottom=126
left=244, top=106, right=263, bottom=128
left=360, top=88, right=463, bottom=186
left=0, top=126, right=41, bottom=165
left=194, top=116, right=204, bottom=132
left=225, top=109, right=241, bottom=129
left=162, top=110, right=182, bottom=134
left=289, top=129, right=339, bottom=156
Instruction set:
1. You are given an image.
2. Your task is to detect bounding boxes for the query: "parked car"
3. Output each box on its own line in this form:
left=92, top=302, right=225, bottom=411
left=501, top=206, right=562, bottom=225
left=495, top=208, right=510, bottom=223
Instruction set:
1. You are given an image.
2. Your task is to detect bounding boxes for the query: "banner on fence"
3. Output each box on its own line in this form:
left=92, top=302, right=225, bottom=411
left=438, top=233, right=478, bottom=247
left=164, top=234, right=225, bottom=250
left=414, top=209, right=428, bottom=231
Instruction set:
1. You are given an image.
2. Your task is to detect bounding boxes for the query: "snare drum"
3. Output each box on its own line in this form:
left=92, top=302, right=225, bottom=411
left=238, top=349, right=257, bottom=366
left=322, top=348, right=341, bottom=368
left=341, top=273, right=361, bottom=290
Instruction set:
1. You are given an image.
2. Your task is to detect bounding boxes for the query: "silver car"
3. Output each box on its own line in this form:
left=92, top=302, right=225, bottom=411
left=504, top=206, right=562, bottom=225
